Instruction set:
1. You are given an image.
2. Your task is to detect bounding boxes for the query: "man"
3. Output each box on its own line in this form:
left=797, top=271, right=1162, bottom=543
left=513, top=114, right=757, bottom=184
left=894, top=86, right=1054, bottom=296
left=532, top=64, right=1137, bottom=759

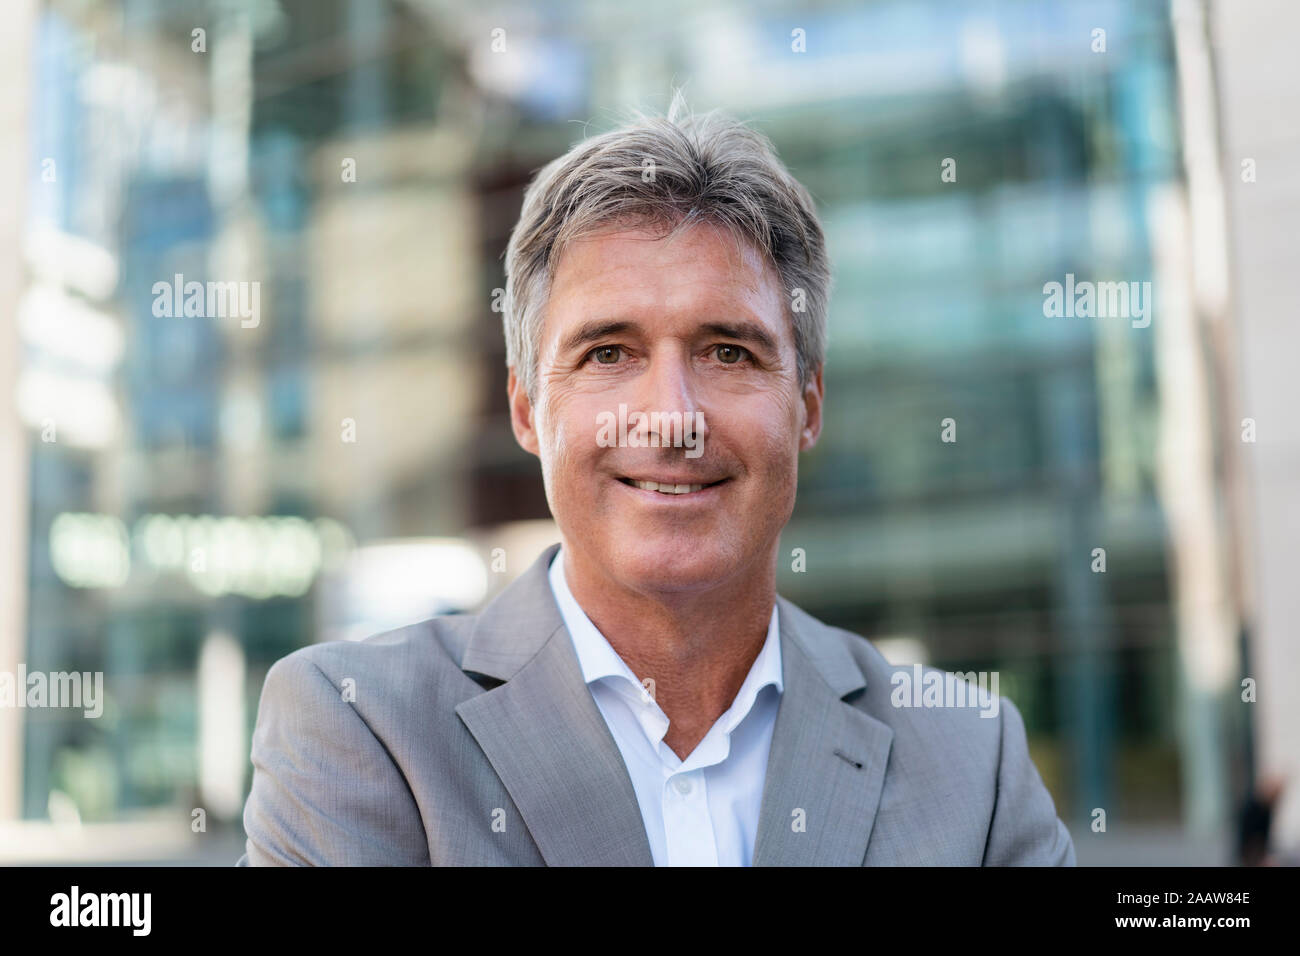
left=238, top=96, right=1076, bottom=866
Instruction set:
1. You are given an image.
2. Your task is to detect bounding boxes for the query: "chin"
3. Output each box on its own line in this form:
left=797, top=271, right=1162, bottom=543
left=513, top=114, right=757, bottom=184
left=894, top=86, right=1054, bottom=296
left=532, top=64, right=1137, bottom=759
left=609, top=532, right=744, bottom=593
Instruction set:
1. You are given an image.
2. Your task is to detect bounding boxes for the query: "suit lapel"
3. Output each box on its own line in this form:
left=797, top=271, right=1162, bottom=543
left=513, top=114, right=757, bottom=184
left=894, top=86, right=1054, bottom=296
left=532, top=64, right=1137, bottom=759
left=454, top=545, right=894, bottom=867
left=752, top=598, right=894, bottom=866
left=454, top=544, right=654, bottom=866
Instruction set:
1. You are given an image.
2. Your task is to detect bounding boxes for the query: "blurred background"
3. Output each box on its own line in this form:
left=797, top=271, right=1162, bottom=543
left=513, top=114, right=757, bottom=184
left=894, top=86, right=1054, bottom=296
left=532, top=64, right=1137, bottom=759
left=1, top=0, right=1296, bottom=866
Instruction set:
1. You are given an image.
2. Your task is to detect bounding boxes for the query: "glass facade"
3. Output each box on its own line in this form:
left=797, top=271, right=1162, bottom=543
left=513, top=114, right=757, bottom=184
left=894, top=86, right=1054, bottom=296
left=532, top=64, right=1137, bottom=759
left=3, top=0, right=1254, bottom=862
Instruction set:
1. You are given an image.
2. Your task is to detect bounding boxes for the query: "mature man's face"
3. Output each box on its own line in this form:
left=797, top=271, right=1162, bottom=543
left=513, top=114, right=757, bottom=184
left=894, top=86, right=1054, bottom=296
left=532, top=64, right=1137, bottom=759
left=508, top=221, right=823, bottom=594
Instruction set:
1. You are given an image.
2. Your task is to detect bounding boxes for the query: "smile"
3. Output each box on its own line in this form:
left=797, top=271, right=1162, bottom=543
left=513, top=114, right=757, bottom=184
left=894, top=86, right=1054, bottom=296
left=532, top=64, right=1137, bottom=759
left=616, top=477, right=728, bottom=496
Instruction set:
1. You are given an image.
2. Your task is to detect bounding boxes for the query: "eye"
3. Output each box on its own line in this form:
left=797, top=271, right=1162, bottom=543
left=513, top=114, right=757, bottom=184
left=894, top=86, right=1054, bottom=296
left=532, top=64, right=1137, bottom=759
left=715, top=344, right=749, bottom=364
left=591, top=346, right=623, bottom=365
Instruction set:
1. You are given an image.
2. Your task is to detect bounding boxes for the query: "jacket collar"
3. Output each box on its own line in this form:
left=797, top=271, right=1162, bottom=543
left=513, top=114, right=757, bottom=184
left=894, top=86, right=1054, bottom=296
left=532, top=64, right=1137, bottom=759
left=454, top=543, right=893, bottom=866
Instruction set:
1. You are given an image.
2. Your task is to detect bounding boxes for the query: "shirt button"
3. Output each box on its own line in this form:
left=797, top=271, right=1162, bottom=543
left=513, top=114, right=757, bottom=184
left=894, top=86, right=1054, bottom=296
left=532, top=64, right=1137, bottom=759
left=672, top=776, right=692, bottom=796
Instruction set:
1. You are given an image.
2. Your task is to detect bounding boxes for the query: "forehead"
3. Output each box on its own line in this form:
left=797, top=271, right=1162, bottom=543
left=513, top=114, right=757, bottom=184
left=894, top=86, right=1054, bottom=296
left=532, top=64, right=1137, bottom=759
left=543, top=221, right=787, bottom=341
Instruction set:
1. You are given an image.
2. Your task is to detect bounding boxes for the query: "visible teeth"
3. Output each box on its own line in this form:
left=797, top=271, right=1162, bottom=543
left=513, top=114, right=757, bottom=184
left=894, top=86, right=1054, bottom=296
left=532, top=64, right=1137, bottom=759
left=631, top=480, right=704, bottom=494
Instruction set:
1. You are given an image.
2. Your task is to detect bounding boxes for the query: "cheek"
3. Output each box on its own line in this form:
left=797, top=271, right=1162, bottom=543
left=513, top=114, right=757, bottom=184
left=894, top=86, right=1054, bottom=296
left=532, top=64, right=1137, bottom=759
left=737, top=393, right=803, bottom=493
left=725, top=390, right=803, bottom=451
left=536, top=398, right=597, bottom=493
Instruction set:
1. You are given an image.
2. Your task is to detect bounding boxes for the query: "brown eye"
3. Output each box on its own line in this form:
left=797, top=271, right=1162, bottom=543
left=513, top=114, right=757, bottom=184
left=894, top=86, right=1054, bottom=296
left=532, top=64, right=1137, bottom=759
left=592, top=346, right=622, bottom=364
left=716, top=344, right=746, bottom=364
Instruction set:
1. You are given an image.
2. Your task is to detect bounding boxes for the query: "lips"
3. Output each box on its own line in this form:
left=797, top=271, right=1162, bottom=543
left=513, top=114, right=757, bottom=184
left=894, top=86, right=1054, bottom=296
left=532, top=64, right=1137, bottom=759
left=617, top=476, right=728, bottom=496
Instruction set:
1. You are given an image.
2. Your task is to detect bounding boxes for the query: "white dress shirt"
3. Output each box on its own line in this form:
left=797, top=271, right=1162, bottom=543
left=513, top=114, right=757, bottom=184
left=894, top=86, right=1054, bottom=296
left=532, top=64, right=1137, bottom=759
left=547, top=547, right=783, bottom=866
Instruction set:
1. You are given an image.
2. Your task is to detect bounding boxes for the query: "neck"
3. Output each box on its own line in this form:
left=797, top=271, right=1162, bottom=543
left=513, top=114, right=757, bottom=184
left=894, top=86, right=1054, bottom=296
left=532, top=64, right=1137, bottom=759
left=560, top=541, right=777, bottom=759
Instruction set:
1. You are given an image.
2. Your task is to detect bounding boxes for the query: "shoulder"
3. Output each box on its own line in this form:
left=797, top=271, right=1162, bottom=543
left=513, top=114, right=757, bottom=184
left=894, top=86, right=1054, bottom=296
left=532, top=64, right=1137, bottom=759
left=256, top=613, right=479, bottom=716
left=782, top=598, right=1074, bottom=864
left=781, top=598, right=1008, bottom=768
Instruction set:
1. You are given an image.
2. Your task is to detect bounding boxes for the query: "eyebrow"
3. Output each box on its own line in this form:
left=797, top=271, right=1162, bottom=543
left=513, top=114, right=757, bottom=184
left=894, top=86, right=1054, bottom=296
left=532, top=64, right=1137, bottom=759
left=557, top=320, right=638, bottom=356
left=556, top=318, right=781, bottom=357
left=696, top=321, right=779, bottom=356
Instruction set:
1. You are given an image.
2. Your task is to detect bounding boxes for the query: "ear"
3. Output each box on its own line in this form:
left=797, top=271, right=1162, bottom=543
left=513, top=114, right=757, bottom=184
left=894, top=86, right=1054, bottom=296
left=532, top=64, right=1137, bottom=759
left=507, top=367, right=540, bottom=457
left=799, top=364, right=824, bottom=452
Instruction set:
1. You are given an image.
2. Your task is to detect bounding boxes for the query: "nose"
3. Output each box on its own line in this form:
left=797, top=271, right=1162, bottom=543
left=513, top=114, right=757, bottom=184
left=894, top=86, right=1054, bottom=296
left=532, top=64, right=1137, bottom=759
left=627, top=347, right=709, bottom=451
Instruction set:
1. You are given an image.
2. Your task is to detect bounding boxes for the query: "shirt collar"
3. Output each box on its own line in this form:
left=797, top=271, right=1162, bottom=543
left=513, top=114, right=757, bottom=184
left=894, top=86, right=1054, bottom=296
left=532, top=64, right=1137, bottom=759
left=547, top=546, right=783, bottom=734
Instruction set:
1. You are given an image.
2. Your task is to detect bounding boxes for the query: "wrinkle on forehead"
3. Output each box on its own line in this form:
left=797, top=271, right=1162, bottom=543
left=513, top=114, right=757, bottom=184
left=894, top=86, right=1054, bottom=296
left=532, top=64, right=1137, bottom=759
left=550, top=220, right=781, bottom=317
left=557, top=215, right=778, bottom=293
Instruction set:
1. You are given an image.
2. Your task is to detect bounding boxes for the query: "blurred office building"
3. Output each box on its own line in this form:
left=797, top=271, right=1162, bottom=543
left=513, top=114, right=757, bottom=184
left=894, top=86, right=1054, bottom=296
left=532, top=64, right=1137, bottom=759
left=0, top=0, right=1296, bottom=865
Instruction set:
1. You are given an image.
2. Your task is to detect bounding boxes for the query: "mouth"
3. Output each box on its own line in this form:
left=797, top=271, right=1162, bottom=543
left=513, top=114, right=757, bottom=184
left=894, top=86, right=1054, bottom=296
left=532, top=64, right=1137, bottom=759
left=616, top=476, right=729, bottom=496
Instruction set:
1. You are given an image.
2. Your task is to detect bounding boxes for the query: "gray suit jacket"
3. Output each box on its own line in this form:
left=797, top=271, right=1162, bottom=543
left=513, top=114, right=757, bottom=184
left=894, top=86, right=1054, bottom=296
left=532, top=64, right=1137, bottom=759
left=238, top=543, right=1076, bottom=866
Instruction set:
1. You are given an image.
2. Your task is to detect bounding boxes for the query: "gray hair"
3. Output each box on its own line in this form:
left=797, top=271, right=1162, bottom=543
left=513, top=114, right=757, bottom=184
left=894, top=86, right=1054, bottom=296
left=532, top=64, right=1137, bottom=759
left=502, top=92, right=831, bottom=403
